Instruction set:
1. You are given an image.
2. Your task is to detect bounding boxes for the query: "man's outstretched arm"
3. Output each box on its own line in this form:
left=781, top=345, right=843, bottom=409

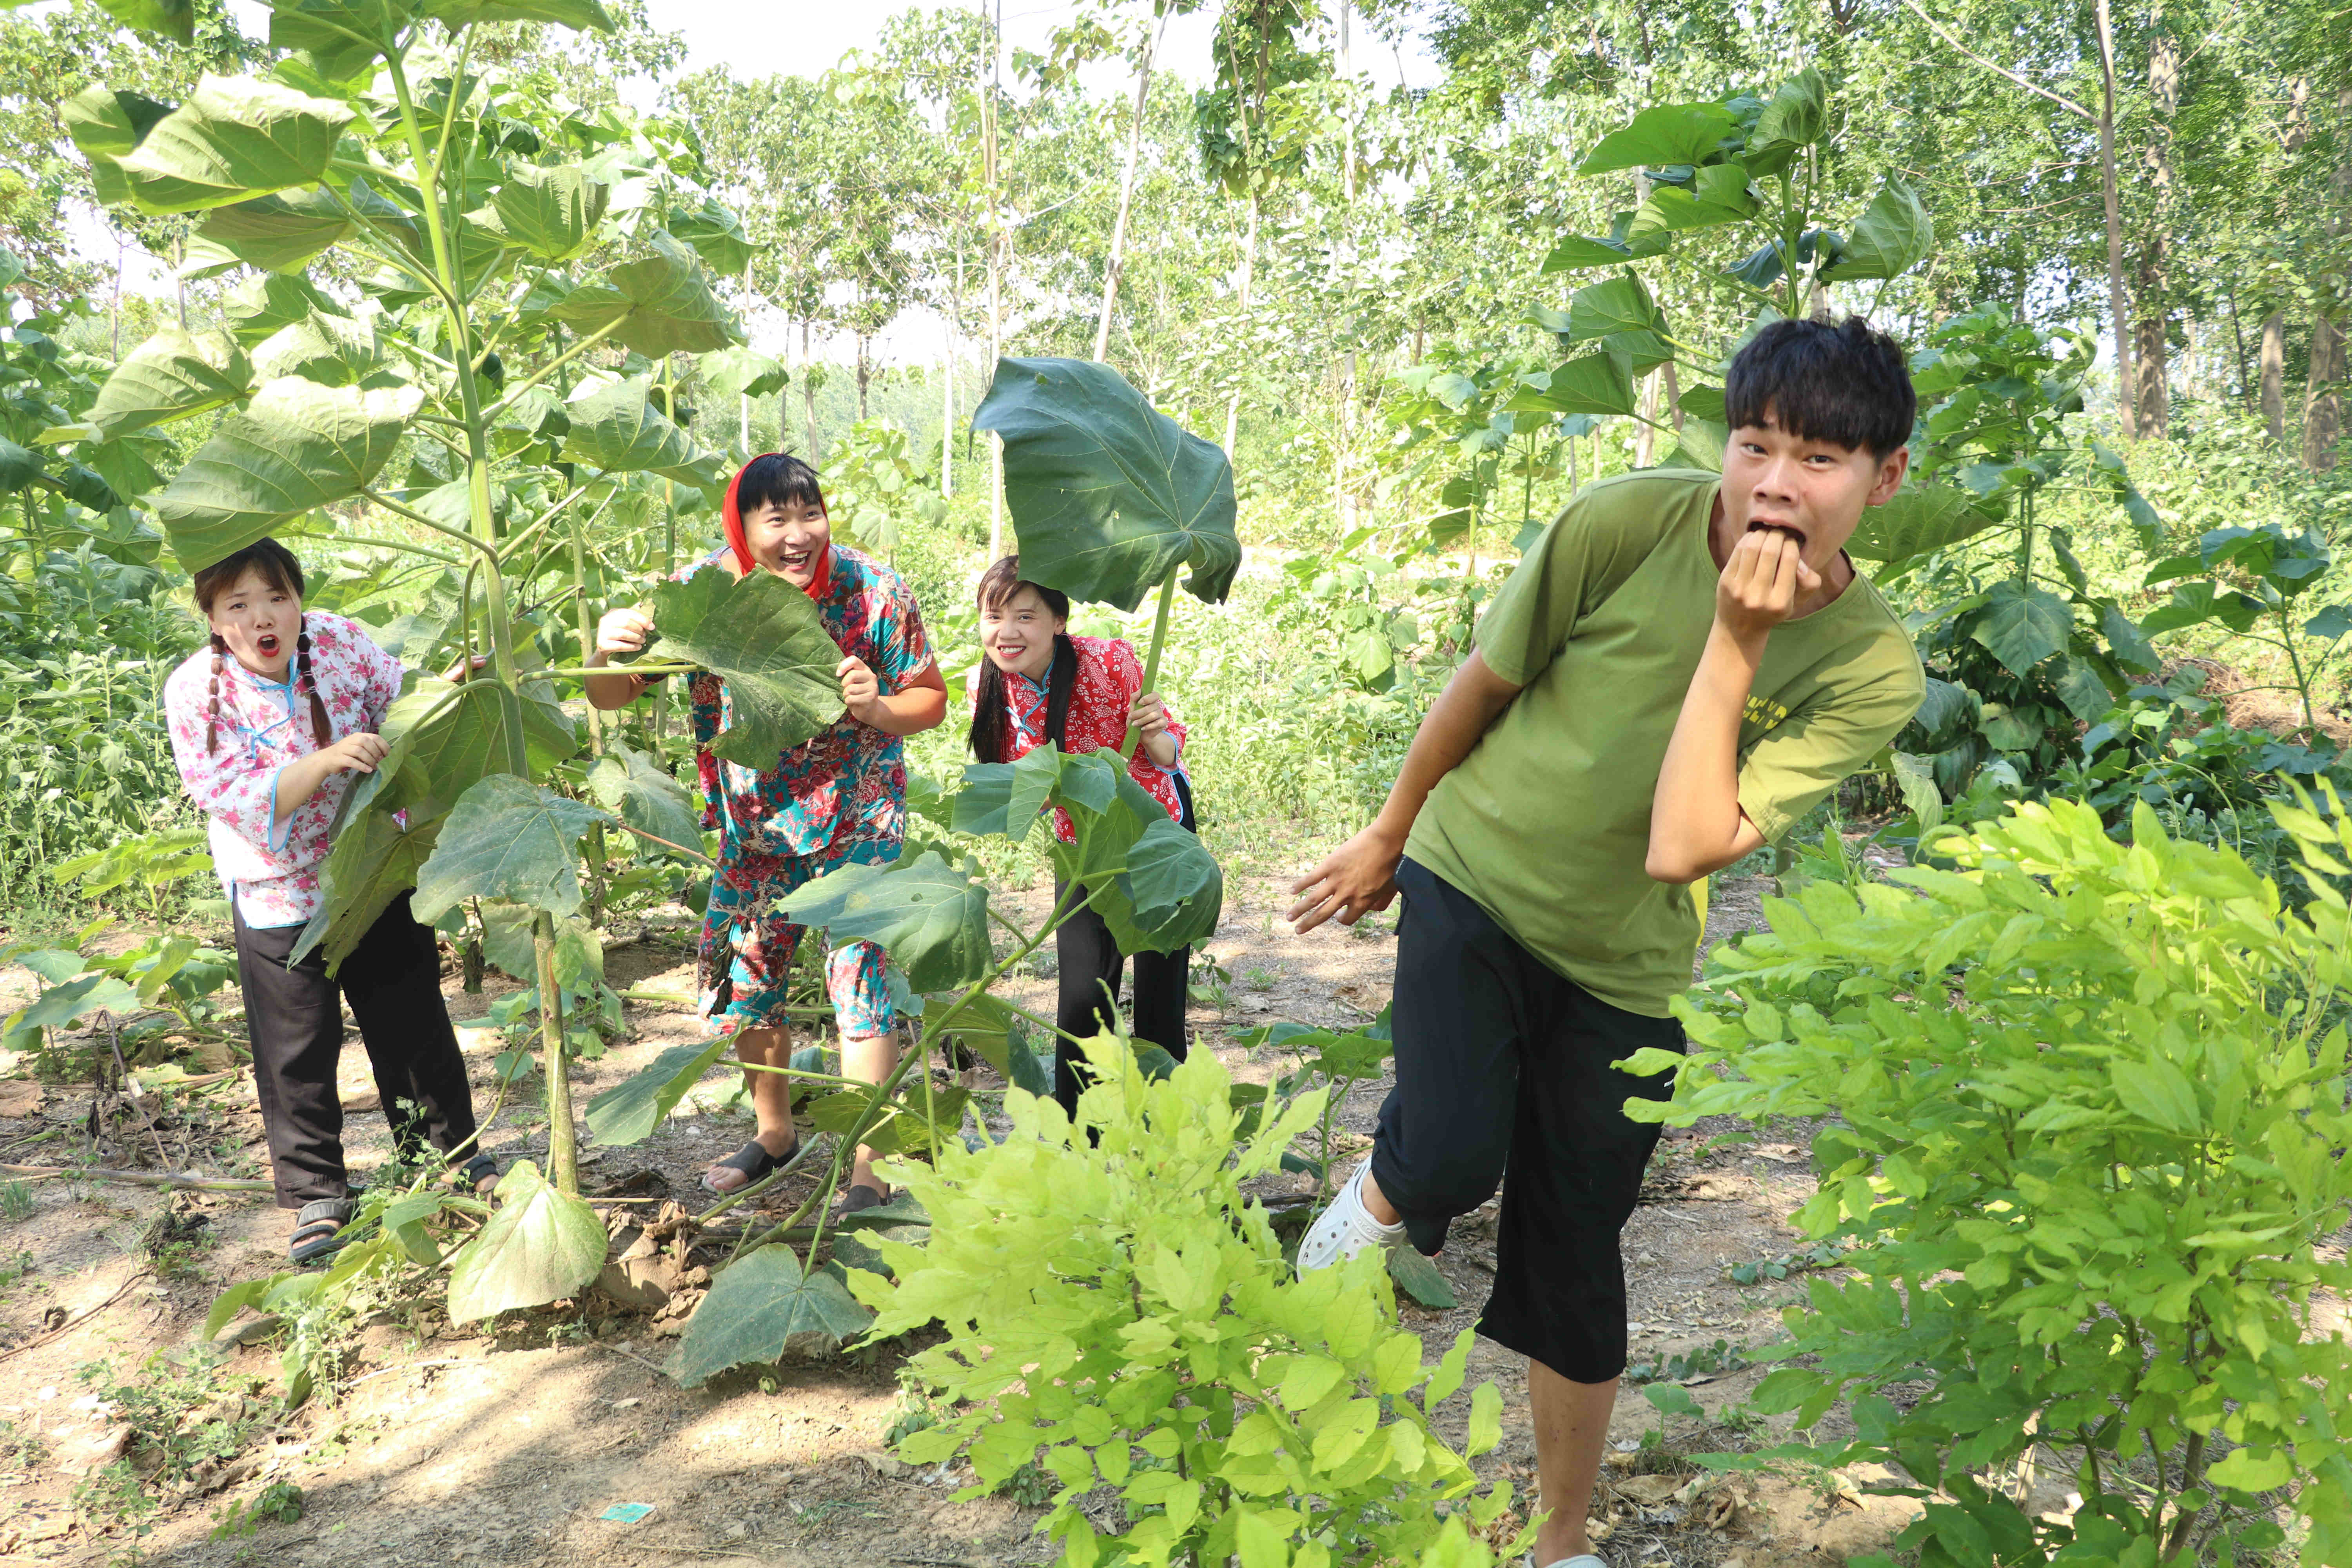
left=1288, top=650, right=1523, bottom=932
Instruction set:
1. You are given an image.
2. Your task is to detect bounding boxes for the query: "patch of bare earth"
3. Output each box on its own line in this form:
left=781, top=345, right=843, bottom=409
left=0, top=846, right=1922, bottom=1567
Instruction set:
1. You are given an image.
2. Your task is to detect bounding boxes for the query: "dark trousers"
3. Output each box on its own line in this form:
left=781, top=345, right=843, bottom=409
left=234, top=891, right=480, bottom=1209
left=1051, top=775, right=1196, bottom=1116
left=1370, top=857, right=1684, bottom=1384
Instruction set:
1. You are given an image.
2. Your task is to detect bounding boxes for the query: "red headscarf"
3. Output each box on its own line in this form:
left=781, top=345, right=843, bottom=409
left=721, top=453, right=829, bottom=597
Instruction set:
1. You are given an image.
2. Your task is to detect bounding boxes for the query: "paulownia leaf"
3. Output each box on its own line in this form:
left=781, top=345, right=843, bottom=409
left=1848, top=483, right=1999, bottom=564
left=62, top=86, right=176, bottom=207
left=2047, top=653, right=2115, bottom=724
left=444, top=1160, right=607, bottom=1325
left=1576, top=102, right=1739, bottom=174
left=643, top=563, right=844, bottom=765
left=292, top=806, right=441, bottom=971
left=1818, top=176, right=1934, bottom=282
left=93, top=0, right=194, bottom=44
left=416, top=0, right=615, bottom=29
left=483, top=162, right=608, bottom=261
left=1101, top=814, right=1223, bottom=954
left=667, top=1245, right=872, bottom=1386
left=1629, top=163, right=1756, bottom=238
left=187, top=187, right=352, bottom=275
left=1389, top=1247, right=1456, bottom=1309
left=548, top=230, right=742, bottom=354
left=585, top=1037, right=735, bottom=1146
left=1566, top=272, right=1666, bottom=343
left=1885, top=749, right=1943, bottom=833
left=6, top=973, right=144, bottom=1037
left=1969, top=580, right=2073, bottom=676
left=85, top=328, right=252, bottom=441
left=475, top=903, right=602, bottom=990
left=1502, top=350, right=1635, bottom=418
left=784, top=850, right=992, bottom=994
left=269, top=0, right=412, bottom=82
left=410, top=773, right=610, bottom=922
left=114, top=73, right=356, bottom=214
left=156, top=376, right=421, bottom=570
left=700, top=346, right=788, bottom=400
left=560, top=374, right=724, bottom=489
left=1752, top=67, right=1828, bottom=150
left=251, top=310, right=381, bottom=386
left=1657, top=418, right=1728, bottom=474
left=667, top=196, right=751, bottom=275
left=220, top=270, right=337, bottom=346
left=973, top=356, right=1239, bottom=611
left=585, top=742, right=702, bottom=861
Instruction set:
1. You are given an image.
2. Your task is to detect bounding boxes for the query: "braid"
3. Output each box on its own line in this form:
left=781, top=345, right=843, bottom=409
left=206, top=635, right=226, bottom=755
left=297, top=619, right=331, bottom=746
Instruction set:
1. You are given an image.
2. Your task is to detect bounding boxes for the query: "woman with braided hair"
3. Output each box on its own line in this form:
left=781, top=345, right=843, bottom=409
left=163, top=538, right=493, bottom=1264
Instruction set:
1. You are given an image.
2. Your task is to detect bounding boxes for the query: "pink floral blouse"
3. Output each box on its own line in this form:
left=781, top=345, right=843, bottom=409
left=163, top=612, right=405, bottom=928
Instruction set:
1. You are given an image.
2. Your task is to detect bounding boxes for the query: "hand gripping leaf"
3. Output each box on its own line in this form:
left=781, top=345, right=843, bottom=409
left=643, top=564, right=843, bottom=766
left=972, top=357, right=1239, bottom=612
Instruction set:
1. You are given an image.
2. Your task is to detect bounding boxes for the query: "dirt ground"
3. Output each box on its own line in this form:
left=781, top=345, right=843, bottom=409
left=0, top=837, right=1932, bottom=1568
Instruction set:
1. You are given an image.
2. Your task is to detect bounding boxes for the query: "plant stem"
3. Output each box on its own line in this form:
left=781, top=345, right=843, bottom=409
left=534, top=911, right=580, bottom=1195
left=1121, top=565, right=1180, bottom=759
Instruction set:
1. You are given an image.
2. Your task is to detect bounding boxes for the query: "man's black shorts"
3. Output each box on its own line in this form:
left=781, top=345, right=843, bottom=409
left=1369, top=857, right=1684, bottom=1384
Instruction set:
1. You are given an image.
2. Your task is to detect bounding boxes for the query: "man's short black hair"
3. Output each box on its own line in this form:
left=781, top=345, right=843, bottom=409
left=1723, top=315, right=1914, bottom=458
left=735, top=452, right=826, bottom=517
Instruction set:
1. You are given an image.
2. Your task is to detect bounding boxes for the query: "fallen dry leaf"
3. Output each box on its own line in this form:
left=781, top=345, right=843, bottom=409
left=1610, top=1472, right=1686, bottom=1506
left=0, top=1079, right=44, bottom=1117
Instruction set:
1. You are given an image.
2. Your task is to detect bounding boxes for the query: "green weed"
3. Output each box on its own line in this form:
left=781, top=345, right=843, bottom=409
left=210, top=1482, right=304, bottom=1539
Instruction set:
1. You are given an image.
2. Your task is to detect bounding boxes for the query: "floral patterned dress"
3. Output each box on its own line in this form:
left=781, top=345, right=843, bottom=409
left=682, top=544, right=936, bottom=1039
left=162, top=612, right=405, bottom=927
left=989, top=635, right=1190, bottom=842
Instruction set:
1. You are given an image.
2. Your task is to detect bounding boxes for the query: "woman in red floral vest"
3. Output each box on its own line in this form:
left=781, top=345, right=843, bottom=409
left=968, top=556, right=1196, bottom=1115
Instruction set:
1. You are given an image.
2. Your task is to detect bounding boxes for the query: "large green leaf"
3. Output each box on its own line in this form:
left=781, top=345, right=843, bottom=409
left=252, top=310, right=382, bottom=386
left=410, top=773, right=610, bottom=922
left=700, top=346, right=788, bottom=400
left=292, top=805, right=442, bottom=971
left=416, top=0, right=614, bottom=28
left=586, top=743, right=703, bottom=862
left=445, top=1160, right=608, bottom=1325
left=1818, top=176, right=1934, bottom=282
left=483, top=162, right=608, bottom=261
left=1098, top=814, right=1223, bottom=955
left=668, top=1246, right=872, bottom=1386
left=1657, top=417, right=1728, bottom=474
left=62, top=86, right=175, bottom=207
left=114, top=73, right=355, bottom=214
left=1629, top=163, right=1756, bottom=238
left=475, top=903, right=602, bottom=991
left=7, top=973, right=144, bottom=1038
left=268, top=0, right=411, bottom=84
left=1576, top=102, right=1738, bottom=174
left=559, top=374, right=723, bottom=488
left=973, top=356, right=1240, bottom=612
left=1502, top=350, right=1636, bottom=418
left=585, top=1038, right=735, bottom=1147
left=187, top=187, right=352, bottom=274
left=155, top=377, right=420, bottom=569
left=783, top=850, right=992, bottom=994
left=667, top=196, right=751, bottom=275
left=93, top=0, right=194, bottom=44
left=1752, top=67, right=1828, bottom=149
left=220, top=271, right=337, bottom=346
left=1566, top=272, right=1666, bottom=343
left=643, top=564, right=844, bottom=766
left=1848, top=483, right=2000, bottom=564
left=548, top=230, right=742, bottom=355
left=2047, top=653, right=2115, bottom=724
left=1969, top=581, right=2074, bottom=676
left=85, top=328, right=252, bottom=441
left=0, top=441, right=43, bottom=494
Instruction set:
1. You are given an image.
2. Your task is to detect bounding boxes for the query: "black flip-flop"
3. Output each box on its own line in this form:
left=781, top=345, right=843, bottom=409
left=701, top=1136, right=806, bottom=1195
left=828, top=1181, right=891, bottom=1225
left=288, top=1197, right=356, bottom=1265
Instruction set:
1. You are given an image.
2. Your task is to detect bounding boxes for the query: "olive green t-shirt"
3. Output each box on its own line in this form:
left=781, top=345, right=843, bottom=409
left=1405, top=468, right=1925, bottom=1017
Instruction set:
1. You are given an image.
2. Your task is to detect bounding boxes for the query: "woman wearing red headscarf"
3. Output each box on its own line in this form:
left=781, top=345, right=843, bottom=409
left=586, top=455, right=946, bottom=1217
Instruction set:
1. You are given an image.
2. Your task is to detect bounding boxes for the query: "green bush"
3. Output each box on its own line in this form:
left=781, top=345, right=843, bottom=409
left=853, top=1035, right=1532, bottom=1567
left=1640, top=795, right=2352, bottom=1566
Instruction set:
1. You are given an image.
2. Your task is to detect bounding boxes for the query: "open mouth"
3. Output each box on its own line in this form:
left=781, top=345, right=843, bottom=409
left=256, top=633, right=281, bottom=658
left=1748, top=520, right=1808, bottom=549
left=779, top=547, right=814, bottom=575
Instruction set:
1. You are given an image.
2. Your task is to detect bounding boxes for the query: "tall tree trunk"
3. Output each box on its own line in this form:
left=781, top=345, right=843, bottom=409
left=1635, top=370, right=1660, bottom=467
left=2261, top=312, right=2288, bottom=442
left=2132, top=7, right=2178, bottom=437
left=2304, top=86, right=2352, bottom=472
left=942, top=236, right=961, bottom=501
left=2094, top=0, right=2136, bottom=437
left=1334, top=0, right=1356, bottom=533
left=1093, top=6, right=1167, bottom=363
left=1221, top=193, right=1260, bottom=457
left=856, top=334, right=871, bottom=423
left=740, top=258, right=754, bottom=452
left=801, top=318, right=819, bottom=463
left=985, top=0, right=1005, bottom=559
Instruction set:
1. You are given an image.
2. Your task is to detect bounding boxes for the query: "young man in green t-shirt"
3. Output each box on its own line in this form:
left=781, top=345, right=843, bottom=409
left=1288, top=316, right=1926, bottom=1568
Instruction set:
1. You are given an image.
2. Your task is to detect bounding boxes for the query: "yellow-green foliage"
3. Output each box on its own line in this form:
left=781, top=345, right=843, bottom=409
left=854, top=1036, right=1532, bottom=1567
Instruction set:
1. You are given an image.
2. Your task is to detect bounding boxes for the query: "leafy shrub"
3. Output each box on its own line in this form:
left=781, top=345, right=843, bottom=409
left=853, top=1035, right=1532, bottom=1567
left=1641, top=796, right=2352, bottom=1566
